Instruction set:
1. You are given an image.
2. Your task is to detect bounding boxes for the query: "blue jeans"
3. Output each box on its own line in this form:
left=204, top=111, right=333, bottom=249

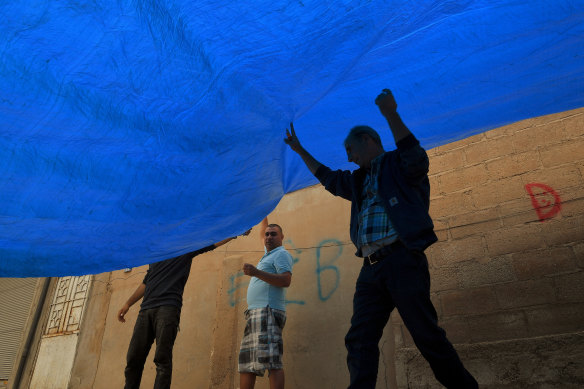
left=346, top=244, right=478, bottom=388
left=124, top=306, right=180, bottom=389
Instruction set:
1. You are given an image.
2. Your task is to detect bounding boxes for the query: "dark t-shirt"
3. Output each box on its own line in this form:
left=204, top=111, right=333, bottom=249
left=140, top=245, right=215, bottom=311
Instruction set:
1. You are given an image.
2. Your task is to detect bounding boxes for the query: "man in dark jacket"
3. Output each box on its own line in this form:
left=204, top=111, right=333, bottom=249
left=118, top=233, right=248, bottom=389
left=284, top=89, right=478, bottom=388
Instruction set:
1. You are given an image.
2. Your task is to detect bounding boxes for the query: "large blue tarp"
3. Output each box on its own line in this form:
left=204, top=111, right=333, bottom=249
left=1, top=1, right=583, bottom=276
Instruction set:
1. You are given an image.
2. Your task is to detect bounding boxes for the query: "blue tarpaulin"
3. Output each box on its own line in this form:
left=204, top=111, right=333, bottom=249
left=1, top=1, right=583, bottom=276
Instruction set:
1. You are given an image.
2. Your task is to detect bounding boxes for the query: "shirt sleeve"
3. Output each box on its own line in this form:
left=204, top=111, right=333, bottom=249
left=314, top=165, right=354, bottom=201
left=274, top=251, right=293, bottom=274
left=189, top=244, right=216, bottom=258
left=142, top=266, right=151, bottom=284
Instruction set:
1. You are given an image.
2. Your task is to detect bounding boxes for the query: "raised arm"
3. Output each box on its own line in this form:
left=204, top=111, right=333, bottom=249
left=376, top=88, right=429, bottom=180
left=213, top=228, right=252, bottom=249
left=375, top=89, right=412, bottom=144
left=259, top=217, right=268, bottom=243
left=117, top=282, right=146, bottom=323
left=284, top=122, right=322, bottom=175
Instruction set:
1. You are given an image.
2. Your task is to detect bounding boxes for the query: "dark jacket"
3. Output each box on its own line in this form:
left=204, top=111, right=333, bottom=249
left=314, top=134, right=437, bottom=256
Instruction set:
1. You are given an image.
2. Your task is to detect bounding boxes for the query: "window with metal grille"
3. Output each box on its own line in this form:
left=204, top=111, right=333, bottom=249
left=44, top=276, right=91, bottom=336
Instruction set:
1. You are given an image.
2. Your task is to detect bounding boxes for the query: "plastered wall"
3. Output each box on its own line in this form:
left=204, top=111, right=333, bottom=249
left=63, top=108, right=583, bottom=389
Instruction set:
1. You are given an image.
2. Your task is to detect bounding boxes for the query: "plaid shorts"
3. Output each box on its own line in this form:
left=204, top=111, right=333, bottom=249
left=238, top=306, right=287, bottom=376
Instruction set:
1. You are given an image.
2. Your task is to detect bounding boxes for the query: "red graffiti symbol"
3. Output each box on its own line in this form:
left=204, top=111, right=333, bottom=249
left=525, top=183, right=562, bottom=222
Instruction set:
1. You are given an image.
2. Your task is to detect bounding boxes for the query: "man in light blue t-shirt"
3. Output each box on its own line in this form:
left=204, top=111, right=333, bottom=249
left=239, top=221, right=293, bottom=389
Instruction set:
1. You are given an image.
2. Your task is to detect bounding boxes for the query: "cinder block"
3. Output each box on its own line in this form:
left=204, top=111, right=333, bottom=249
left=465, top=311, right=527, bottom=343
left=441, top=287, right=499, bottom=316
left=540, top=215, right=584, bottom=246
left=449, top=208, right=500, bottom=239
left=431, top=217, right=449, bottom=242
left=437, top=164, right=489, bottom=194
left=554, top=271, right=584, bottom=303
left=496, top=176, right=528, bottom=202
left=433, top=133, right=482, bottom=153
left=537, top=108, right=583, bottom=125
left=512, top=121, right=565, bottom=153
left=458, top=256, right=516, bottom=288
left=464, top=135, right=514, bottom=165
left=469, top=185, right=499, bottom=210
left=511, top=247, right=578, bottom=280
left=486, top=151, right=541, bottom=180
left=558, top=186, right=584, bottom=218
left=439, top=317, right=472, bottom=344
left=457, top=332, right=584, bottom=388
left=563, top=111, right=584, bottom=138
left=428, top=174, right=441, bottom=198
left=540, top=137, right=584, bottom=168
left=430, top=235, right=487, bottom=268
left=430, top=191, right=474, bottom=218
left=425, top=243, right=442, bottom=266
left=429, top=265, right=461, bottom=292
left=499, top=198, right=540, bottom=227
left=428, top=150, right=465, bottom=175
left=525, top=303, right=584, bottom=337
left=485, top=117, right=536, bottom=138
left=494, top=278, right=556, bottom=309
left=395, top=315, right=464, bottom=348
left=520, top=165, right=583, bottom=192
left=485, top=224, right=546, bottom=257
left=471, top=175, right=524, bottom=209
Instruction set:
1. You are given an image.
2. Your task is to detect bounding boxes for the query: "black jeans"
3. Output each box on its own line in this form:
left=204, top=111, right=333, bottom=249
left=346, top=245, right=478, bottom=388
left=124, top=306, right=180, bottom=389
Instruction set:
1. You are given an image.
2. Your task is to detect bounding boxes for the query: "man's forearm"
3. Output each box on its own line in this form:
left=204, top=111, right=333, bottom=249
left=384, top=111, right=412, bottom=144
left=253, top=270, right=291, bottom=288
left=214, top=236, right=235, bottom=248
left=295, top=146, right=322, bottom=175
left=125, top=283, right=146, bottom=308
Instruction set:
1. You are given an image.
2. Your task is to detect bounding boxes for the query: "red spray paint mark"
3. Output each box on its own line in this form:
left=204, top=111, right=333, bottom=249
left=525, top=183, right=562, bottom=222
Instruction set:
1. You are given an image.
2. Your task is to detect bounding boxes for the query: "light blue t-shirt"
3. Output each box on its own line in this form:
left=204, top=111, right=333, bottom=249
left=246, top=246, right=293, bottom=311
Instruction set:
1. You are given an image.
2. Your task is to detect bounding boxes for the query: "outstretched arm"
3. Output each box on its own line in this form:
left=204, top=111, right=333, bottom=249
left=213, top=229, right=252, bottom=249
left=284, top=122, right=322, bottom=175
left=117, top=283, right=146, bottom=323
left=375, top=89, right=412, bottom=144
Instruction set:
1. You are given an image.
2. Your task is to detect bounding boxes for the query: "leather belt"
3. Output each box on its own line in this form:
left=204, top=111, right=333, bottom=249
left=363, top=240, right=403, bottom=266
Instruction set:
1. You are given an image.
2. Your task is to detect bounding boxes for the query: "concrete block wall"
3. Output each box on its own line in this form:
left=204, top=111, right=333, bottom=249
left=392, top=108, right=584, bottom=388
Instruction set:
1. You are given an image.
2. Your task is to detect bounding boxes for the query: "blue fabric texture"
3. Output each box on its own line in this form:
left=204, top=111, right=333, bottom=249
left=0, top=1, right=583, bottom=276
left=246, top=247, right=294, bottom=311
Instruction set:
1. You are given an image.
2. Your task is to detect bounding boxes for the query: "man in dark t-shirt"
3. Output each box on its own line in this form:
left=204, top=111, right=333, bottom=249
left=118, top=233, right=248, bottom=389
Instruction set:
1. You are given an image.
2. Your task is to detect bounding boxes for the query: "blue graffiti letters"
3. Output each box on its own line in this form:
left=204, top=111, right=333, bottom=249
left=315, top=239, right=343, bottom=301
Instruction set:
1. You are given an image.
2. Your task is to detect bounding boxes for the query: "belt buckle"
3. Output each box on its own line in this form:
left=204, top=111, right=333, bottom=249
left=366, top=254, right=379, bottom=266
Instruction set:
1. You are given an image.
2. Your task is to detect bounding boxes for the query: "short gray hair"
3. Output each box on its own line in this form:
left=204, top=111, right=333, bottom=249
left=267, top=223, right=283, bottom=234
left=344, top=125, right=382, bottom=147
